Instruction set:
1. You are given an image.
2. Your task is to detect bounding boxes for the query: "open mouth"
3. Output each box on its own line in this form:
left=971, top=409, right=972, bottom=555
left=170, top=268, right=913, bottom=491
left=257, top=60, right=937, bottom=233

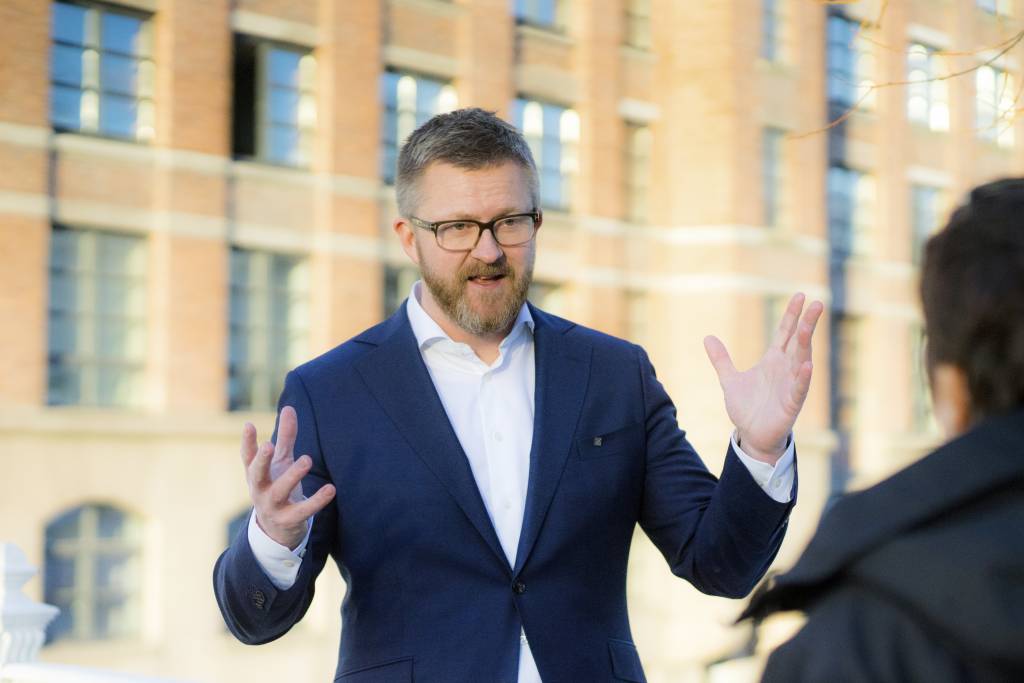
left=468, top=274, right=507, bottom=283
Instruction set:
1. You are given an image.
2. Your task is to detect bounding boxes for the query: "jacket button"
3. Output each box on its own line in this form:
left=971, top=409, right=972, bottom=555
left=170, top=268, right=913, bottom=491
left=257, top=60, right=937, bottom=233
left=512, top=581, right=526, bottom=595
left=251, top=589, right=266, bottom=609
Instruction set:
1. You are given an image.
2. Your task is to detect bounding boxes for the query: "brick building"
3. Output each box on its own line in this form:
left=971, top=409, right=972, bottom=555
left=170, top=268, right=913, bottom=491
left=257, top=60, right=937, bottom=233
left=0, top=0, right=1021, bottom=680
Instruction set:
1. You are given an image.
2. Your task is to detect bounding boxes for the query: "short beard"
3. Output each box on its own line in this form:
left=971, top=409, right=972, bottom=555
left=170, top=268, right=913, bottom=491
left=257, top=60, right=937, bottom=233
left=416, top=243, right=533, bottom=337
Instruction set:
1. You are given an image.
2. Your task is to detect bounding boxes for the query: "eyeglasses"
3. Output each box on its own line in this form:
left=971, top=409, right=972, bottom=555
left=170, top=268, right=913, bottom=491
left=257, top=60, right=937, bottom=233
left=408, top=211, right=541, bottom=251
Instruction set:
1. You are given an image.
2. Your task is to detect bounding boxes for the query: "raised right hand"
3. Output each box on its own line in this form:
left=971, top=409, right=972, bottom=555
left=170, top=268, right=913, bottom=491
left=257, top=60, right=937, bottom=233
left=241, top=405, right=336, bottom=550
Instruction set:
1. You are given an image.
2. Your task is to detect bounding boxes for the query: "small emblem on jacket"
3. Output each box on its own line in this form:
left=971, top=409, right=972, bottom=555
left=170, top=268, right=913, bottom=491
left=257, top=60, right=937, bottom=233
left=593, top=437, right=603, bottom=446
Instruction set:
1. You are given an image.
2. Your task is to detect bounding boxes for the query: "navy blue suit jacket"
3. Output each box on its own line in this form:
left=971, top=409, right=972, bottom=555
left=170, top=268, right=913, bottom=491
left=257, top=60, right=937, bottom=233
left=214, top=303, right=794, bottom=682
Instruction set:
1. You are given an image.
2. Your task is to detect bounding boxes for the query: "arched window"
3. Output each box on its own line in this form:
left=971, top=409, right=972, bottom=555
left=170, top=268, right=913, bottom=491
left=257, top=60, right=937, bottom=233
left=44, top=503, right=142, bottom=642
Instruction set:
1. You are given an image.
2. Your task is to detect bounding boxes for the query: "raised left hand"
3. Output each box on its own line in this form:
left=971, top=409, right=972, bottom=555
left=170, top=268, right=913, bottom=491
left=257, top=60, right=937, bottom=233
left=703, top=293, right=824, bottom=464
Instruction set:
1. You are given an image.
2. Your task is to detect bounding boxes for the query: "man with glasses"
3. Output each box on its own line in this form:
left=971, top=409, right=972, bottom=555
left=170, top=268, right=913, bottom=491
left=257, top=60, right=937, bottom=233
left=215, top=108, right=822, bottom=682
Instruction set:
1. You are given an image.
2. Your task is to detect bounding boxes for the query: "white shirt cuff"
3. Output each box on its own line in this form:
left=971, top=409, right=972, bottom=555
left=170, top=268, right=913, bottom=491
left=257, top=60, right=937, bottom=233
left=731, top=432, right=796, bottom=504
left=246, top=508, right=311, bottom=590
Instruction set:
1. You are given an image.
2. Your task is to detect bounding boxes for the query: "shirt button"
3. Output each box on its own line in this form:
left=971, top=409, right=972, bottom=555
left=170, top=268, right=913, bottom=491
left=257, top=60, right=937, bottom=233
left=494, top=432, right=503, bottom=442
left=773, top=480, right=783, bottom=490
left=282, top=559, right=296, bottom=568
left=512, top=581, right=526, bottom=595
left=503, top=500, right=512, bottom=510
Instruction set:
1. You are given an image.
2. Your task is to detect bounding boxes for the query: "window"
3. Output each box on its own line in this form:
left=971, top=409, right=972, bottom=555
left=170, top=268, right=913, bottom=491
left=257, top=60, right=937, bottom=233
left=978, top=0, right=1011, bottom=15
left=624, top=122, right=651, bottom=224
left=827, top=14, right=877, bottom=109
left=763, top=127, right=786, bottom=228
left=380, top=71, right=457, bottom=184
left=48, top=227, right=147, bottom=408
left=624, top=0, right=651, bottom=50
left=907, top=43, right=950, bottom=131
left=228, top=249, right=309, bottom=411
left=828, top=166, right=875, bottom=256
left=762, top=0, right=780, bottom=61
left=832, top=314, right=861, bottom=433
left=976, top=64, right=1015, bottom=147
left=910, top=184, right=941, bottom=264
left=514, top=0, right=564, bottom=29
left=49, top=1, right=154, bottom=140
left=232, top=36, right=316, bottom=166
left=513, top=98, right=579, bottom=211
left=383, top=264, right=420, bottom=317
left=44, top=504, right=141, bottom=643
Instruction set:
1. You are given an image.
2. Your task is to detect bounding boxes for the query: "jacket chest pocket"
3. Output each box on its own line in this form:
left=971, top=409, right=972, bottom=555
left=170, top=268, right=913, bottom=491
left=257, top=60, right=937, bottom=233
left=576, top=422, right=644, bottom=460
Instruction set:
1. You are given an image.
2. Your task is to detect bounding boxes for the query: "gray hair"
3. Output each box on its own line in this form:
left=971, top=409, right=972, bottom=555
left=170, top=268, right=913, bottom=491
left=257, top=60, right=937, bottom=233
left=395, top=107, right=540, bottom=216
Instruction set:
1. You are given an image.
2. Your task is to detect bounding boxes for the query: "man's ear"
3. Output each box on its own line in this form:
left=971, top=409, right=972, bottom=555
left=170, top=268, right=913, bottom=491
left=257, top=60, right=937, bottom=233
left=931, top=363, right=971, bottom=438
left=394, top=218, right=420, bottom=265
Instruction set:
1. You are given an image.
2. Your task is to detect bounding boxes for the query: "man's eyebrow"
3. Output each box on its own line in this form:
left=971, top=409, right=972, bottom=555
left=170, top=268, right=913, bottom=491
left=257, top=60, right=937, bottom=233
left=443, top=207, right=529, bottom=221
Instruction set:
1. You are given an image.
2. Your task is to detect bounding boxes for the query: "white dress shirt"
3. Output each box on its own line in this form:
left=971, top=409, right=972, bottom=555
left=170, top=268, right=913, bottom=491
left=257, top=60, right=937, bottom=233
left=248, top=281, right=796, bottom=682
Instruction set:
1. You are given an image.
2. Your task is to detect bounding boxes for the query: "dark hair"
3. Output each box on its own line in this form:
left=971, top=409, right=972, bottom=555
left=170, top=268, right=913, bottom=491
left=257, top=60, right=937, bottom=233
left=395, top=107, right=539, bottom=216
left=920, top=177, right=1024, bottom=420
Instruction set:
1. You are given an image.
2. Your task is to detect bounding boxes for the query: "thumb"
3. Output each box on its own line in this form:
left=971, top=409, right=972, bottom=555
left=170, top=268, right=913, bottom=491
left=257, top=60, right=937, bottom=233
left=703, top=335, right=738, bottom=383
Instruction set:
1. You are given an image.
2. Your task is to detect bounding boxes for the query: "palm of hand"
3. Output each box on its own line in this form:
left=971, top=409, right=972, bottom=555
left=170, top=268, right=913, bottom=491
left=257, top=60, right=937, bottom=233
left=704, top=294, right=823, bottom=461
left=720, top=345, right=803, bottom=454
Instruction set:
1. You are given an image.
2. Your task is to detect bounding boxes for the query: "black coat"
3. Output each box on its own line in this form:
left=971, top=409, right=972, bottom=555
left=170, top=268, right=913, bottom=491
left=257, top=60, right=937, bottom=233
left=743, top=409, right=1024, bottom=682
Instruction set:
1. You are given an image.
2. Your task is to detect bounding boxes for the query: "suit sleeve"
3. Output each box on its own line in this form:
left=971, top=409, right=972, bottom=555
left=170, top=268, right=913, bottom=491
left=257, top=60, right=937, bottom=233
left=636, top=346, right=794, bottom=598
left=762, top=584, right=974, bottom=683
left=213, top=369, right=339, bottom=644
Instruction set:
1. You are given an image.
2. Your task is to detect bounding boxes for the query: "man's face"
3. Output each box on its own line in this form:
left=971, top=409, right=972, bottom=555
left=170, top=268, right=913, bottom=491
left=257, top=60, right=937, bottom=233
left=399, top=160, right=538, bottom=337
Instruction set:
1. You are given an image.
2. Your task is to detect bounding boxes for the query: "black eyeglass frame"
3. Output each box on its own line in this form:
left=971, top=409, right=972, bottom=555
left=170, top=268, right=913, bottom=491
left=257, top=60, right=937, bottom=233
left=407, top=210, right=542, bottom=251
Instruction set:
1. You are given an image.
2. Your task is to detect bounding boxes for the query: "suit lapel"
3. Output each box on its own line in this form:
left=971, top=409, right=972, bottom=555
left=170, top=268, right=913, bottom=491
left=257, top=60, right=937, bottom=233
left=355, top=305, right=511, bottom=573
left=514, top=306, right=592, bottom=575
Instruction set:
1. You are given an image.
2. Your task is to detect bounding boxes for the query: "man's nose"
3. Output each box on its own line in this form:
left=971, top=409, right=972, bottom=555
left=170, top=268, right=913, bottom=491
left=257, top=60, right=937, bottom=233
left=471, top=227, right=504, bottom=263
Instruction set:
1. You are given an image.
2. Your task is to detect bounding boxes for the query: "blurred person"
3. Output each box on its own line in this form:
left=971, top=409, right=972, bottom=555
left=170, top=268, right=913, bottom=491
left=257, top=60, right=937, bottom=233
left=744, top=178, right=1024, bottom=681
left=213, top=108, right=823, bottom=682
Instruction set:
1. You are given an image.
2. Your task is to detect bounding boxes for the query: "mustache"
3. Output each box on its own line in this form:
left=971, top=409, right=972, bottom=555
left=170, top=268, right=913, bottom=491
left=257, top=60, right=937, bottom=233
left=462, top=263, right=511, bottom=280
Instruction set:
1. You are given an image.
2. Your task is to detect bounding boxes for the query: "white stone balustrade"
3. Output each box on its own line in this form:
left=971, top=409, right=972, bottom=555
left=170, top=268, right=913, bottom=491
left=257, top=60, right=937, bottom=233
left=0, top=543, right=58, bottom=669
left=0, top=543, right=195, bottom=683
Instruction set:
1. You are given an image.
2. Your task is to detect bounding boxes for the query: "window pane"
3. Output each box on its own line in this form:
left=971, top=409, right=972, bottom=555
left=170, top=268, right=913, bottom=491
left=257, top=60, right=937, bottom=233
left=101, top=12, right=143, bottom=56
left=97, top=366, right=134, bottom=407
left=51, top=84, right=83, bottom=130
left=99, top=93, right=137, bottom=137
left=52, top=2, right=87, bottom=45
left=52, top=44, right=85, bottom=86
left=266, top=124, right=299, bottom=165
left=267, top=48, right=301, bottom=88
left=48, top=362, right=82, bottom=406
left=267, top=86, right=299, bottom=125
left=100, top=53, right=137, bottom=96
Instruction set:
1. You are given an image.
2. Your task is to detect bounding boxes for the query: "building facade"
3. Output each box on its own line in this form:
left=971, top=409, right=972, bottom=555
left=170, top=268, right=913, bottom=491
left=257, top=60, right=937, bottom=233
left=0, top=0, right=1021, bottom=680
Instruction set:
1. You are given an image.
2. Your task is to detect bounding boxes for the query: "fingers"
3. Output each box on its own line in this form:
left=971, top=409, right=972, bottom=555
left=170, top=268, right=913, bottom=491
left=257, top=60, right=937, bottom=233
left=789, top=300, right=825, bottom=366
left=273, top=405, right=298, bottom=465
left=269, top=454, right=312, bottom=504
left=703, top=335, right=738, bottom=382
left=240, top=422, right=258, bottom=467
left=773, top=293, right=806, bottom=351
left=249, top=440, right=274, bottom=490
left=790, top=360, right=814, bottom=407
left=290, top=483, right=337, bottom=521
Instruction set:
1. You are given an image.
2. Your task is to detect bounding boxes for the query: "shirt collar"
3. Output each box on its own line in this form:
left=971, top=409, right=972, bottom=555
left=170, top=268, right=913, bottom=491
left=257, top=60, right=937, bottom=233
left=406, top=280, right=534, bottom=351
